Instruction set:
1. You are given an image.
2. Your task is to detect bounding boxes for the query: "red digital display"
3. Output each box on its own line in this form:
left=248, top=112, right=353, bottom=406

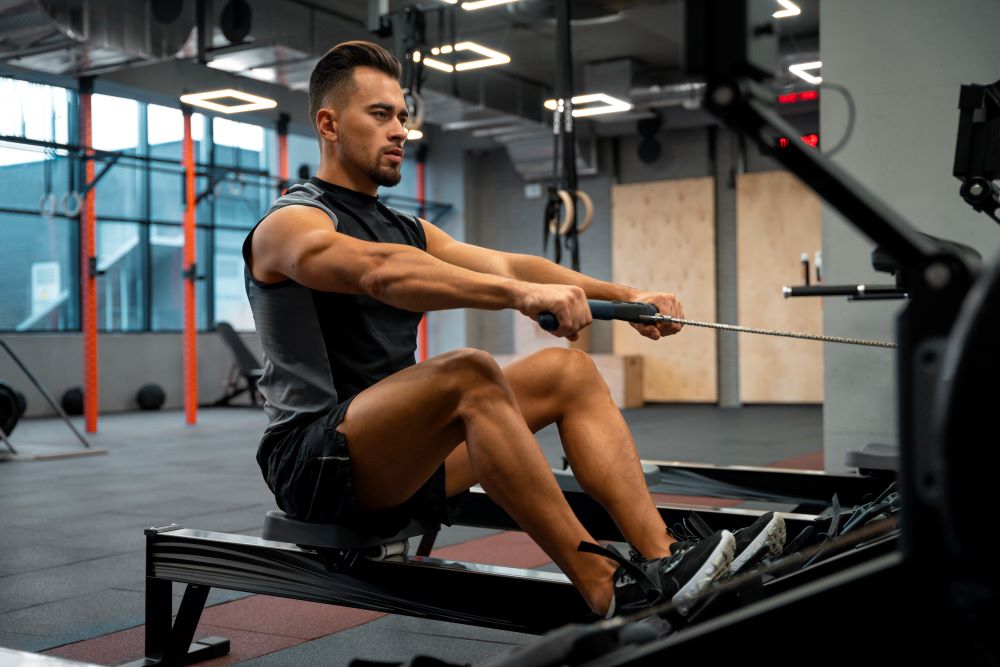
left=777, top=90, right=820, bottom=104
left=776, top=133, right=820, bottom=149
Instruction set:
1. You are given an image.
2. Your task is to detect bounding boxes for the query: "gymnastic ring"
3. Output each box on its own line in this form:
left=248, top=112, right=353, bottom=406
left=550, top=189, right=593, bottom=236
left=225, top=173, right=244, bottom=196
left=39, top=193, right=57, bottom=219
left=60, top=191, right=83, bottom=218
left=403, top=89, right=425, bottom=132
left=547, top=189, right=575, bottom=236
left=571, top=189, right=593, bottom=235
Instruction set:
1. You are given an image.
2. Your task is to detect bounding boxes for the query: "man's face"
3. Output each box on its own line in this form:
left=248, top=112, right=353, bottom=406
left=332, top=67, right=409, bottom=188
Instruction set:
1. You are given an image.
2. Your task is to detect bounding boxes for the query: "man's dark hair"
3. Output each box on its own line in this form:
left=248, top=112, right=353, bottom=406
left=308, top=41, right=402, bottom=132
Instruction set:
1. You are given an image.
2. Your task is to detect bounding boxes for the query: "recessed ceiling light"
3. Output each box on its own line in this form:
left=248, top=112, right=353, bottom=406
left=439, top=0, right=521, bottom=8
left=788, top=61, right=822, bottom=85
left=461, top=0, right=520, bottom=10
left=772, top=0, right=801, bottom=19
left=420, top=41, right=511, bottom=72
left=178, top=89, right=278, bottom=114
left=544, top=93, right=633, bottom=117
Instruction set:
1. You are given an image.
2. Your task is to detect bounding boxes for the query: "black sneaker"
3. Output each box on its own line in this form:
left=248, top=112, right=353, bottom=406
left=668, top=511, right=786, bottom=576
left=579, top=529, right=736, bottom=618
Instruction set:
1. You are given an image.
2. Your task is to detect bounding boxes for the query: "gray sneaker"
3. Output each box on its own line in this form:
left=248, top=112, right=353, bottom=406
left=580, top=529, right=736, bottom=618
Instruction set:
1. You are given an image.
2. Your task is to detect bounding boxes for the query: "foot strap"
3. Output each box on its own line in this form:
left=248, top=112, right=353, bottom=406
left=578, top=541, right=661, bottom=602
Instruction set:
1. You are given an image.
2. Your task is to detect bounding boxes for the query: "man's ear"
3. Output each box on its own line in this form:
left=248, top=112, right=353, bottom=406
left=316, top=108, right=337, bottom=142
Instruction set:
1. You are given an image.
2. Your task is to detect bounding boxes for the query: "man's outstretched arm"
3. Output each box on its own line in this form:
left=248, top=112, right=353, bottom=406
left=421, top=219, right=683, bottom=339
left=248, top=205, right=591, bottom=338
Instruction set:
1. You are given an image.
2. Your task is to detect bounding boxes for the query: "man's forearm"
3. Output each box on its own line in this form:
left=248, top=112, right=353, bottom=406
left=362, top=242, right=530, bottom=313
left=506, top=253, right=638, bottom=302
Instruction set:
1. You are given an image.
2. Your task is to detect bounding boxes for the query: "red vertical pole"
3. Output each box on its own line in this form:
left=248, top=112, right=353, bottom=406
left=416, top=147, right=428, bottom=362
left=182, top=107, right=198, bottom=425
left=79, top=77, right=99, bottom=433
left=277, top=113, right=289, bottom=196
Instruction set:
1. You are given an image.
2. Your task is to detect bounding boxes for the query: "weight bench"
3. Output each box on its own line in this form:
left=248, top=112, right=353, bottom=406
left=212, top=322, right=264, bottom=407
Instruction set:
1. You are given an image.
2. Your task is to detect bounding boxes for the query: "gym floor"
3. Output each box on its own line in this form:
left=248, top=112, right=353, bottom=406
left=0, top=404, right=821, bottom=666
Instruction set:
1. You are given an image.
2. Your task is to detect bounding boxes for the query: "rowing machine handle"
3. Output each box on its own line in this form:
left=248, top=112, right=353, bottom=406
left=538, top=300, right=659, bottom=331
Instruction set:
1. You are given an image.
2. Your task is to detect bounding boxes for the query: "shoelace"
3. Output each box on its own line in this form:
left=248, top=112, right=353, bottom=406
left=665, top=512, right=717, bottom=557
left=578, top=541, right=662, bottom=603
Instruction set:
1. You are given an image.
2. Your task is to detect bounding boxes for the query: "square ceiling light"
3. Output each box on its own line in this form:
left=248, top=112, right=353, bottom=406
left=772, top=0, right=801, bottom=18
left=544, top=93, right=633, bottom=117
left=417, top=41, right=511, bottom=72
left=788, top=61, right=822, bottom=85
left=440, top=0, right=521, bottom=10
left=178, top=89, right=278, bottom=114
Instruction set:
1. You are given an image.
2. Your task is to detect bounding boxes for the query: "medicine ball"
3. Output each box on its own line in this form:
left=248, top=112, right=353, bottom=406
left=61, top=387, right=84, bottom=416
left=0, top=381, right=21, bottom=435
left=136, top=383, right=166, bottom=411
left=13, top=389, right=26, bottom=418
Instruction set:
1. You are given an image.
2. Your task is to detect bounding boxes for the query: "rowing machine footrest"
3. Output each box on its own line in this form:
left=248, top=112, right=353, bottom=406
left=262, top=510, right=437, bottom=549
left=844, top=443, right=899, bottom=473
left=553, top=463, right=660, bottom=493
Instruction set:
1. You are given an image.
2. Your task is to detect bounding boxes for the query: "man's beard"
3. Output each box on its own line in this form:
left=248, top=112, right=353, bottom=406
left=343, top=136, right=402, bottom=187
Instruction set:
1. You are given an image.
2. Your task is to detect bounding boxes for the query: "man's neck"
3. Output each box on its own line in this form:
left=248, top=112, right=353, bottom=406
left=314, top=161, right=379, bottom=197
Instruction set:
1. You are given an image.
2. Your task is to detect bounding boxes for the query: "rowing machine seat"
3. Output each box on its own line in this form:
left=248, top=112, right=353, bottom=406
left=262, top=510, right=437, bottom=550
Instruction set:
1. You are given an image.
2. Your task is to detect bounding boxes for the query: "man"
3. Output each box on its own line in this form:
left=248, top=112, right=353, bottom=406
left=244, top=40, right=784, bottom=619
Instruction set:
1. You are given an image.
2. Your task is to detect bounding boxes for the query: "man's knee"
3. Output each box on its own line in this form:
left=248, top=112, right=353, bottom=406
left=432, top=348, right=509, bottom=398
left=534, top=347, right=604, bottom=391
left=434, top=347, right=503, bottom=378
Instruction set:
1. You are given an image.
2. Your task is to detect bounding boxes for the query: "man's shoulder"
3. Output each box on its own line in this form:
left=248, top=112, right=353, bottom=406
left=264, top=184, right=340, bottom=228
left=271, top=182, right=328, bottom=209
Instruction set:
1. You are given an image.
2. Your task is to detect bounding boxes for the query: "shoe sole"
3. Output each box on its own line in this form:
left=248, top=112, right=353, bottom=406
left=729, top=513, right=786, bottom=575
left=671, top=530, right=736, bottom=615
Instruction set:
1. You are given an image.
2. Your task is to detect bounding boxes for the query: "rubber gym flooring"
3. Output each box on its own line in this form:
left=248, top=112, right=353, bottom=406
left=0, top=404, right=822, bottom=666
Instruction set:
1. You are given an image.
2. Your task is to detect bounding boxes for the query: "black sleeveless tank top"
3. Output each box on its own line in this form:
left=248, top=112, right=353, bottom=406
left=243, top=177, right=426, bottom=434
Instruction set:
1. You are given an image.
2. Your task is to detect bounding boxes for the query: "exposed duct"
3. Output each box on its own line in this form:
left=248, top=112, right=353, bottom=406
left=0, top=0, right=195, bottom=74
left=497, top=127, right=599, bottom=182
left=0, top=1, right=813, bottom=183
left=505, top=0, right=639, bottom=26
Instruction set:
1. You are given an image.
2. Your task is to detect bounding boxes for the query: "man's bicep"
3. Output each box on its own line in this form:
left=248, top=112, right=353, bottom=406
left=255, top=206, right=367, bottom=293
left=420, top=219, right=511, bottom=276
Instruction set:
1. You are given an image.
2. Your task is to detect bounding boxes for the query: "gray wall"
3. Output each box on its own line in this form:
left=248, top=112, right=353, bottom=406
left=820, top=0, right=1000, bottom=470
left=1, top=332, right=262, bottom=418
left=423, top=125, right=472, bottom=357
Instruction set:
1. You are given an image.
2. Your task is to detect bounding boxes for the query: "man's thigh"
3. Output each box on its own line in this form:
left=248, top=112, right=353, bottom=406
left=443, top=348, right=597, bottom=496
left=336, top=349, right=492, bottom=511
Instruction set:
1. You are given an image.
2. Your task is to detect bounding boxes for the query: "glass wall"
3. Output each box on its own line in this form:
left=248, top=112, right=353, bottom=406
left=0, top=78, right=77, bottom=331
left=0, top=76, right=287, bottom=333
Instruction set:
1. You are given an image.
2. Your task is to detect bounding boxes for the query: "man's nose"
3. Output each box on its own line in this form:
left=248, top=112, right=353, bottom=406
left=390, top=116, right=408, bottom=141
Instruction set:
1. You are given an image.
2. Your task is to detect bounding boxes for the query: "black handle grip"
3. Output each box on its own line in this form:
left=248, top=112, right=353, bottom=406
left=538, top=300, right=659, bottom=331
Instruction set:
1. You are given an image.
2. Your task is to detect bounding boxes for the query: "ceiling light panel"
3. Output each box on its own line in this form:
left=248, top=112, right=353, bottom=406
left=544, top=93, right=633, bottom=117
left=420, top=41, right=511, bottom=72
left=461, top=0, right=520, bottom=10
left=788, top=61, right=822, bottom=84
left=772, top=0, right=801, bottom=18
left=178, top=89, right=278, bottom=114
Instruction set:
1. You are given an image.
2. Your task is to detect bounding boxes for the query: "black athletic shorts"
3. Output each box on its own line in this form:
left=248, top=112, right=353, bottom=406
left=256, top=397, right=468, bottom=537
